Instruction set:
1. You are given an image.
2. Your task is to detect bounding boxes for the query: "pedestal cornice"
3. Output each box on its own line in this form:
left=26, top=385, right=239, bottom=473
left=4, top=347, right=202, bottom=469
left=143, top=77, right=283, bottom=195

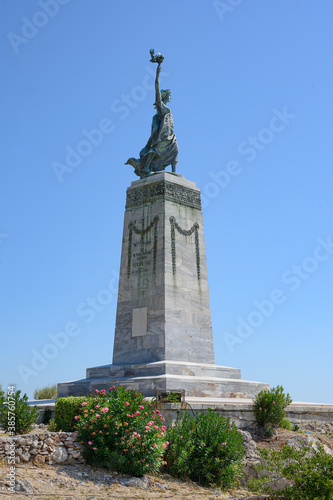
left=126, top=172, right=201, bottom=210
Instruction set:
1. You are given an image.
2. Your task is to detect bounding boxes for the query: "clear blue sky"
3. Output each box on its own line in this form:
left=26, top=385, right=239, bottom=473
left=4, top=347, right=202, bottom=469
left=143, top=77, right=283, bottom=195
left=1, top=1, right=332, bottom=403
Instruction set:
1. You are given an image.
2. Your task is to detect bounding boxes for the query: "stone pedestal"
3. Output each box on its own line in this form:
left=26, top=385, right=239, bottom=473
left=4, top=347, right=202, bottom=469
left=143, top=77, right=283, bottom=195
left=58, top=172, right=268, bottom=398
left=114, top=171, right=214, bottom=365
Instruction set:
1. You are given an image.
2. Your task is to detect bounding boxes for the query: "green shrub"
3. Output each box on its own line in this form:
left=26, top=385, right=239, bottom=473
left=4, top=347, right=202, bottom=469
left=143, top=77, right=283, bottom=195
left=164, top=409, right=245, bottom=488
left=54, top=396, right=87, bottom=431
left=280, top=418, right=293, bottom=430
left=75, top=386, right=168, bottom=477
left=253, top=385, right=292, bottom=434
left=0, top=389, right=39, bottom=435
left=34, top=384, right=57, bottom=400
left=47, top=418, right=57, bottom=432
left=248, top=442, right=333, bottom=499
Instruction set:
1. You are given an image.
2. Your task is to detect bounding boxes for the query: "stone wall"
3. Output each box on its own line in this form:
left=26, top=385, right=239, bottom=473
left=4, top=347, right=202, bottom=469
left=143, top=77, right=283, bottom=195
left=30, top=399, right=333, bottom=430
left=157, top=401, right=333, bottom=430
left=0, top=432, right=84, bottom=465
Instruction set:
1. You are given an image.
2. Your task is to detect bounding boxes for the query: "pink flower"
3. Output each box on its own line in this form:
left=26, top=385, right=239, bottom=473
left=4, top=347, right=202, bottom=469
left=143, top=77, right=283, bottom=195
left=162, top=443, right=167, bottom=449
left=96, top=414, right=101, bottom=418
left=101, top=407, right=109, bottom=413
left=145, top=426, right=150, bottom=430
left=221, top=442, right=227, bottom=446
left=161, top=426, right=166, bottom=432
left=74, top=416, right=79, bottom=420
left=93, top=447, right=97, bottom=450
left=126, top=414, right=131, bottom=417
left=110, top=386, right=115, bottom=390
left=125, top=402, right=130, bottom=406
left=88, top=441, right=92, bottom=445
left=100, top=390, right=106, bottom=395
left=135, top=411, right=140, bottom=416
left=139, top=405, right=144, bottom=410
left=115, top=432, right=118, bottom=435
left=156, top=410, right=160, bottom=414
left=163, top=461, right=167, bottom=465
left=166, top=441, right=169, bottom=445
left=81, top=402, right=87, bottom=406
left=94, top=389, right=99, bottom=394
left=153, top=443, right=157, bottom=448
left=95, top=405, right=100, bottom=409
left=273, top=401, right=276, bottom=404
left=154, top=426, right=159, bottom=430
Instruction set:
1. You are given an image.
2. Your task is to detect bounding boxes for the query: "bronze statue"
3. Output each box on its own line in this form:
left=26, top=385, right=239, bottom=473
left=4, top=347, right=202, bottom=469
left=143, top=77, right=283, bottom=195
left=125, top=50, right=178, bottom=178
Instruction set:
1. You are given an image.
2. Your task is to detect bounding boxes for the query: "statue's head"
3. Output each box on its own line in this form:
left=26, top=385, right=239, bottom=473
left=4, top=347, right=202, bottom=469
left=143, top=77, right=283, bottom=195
left=161, top=89, right=171, bottom=103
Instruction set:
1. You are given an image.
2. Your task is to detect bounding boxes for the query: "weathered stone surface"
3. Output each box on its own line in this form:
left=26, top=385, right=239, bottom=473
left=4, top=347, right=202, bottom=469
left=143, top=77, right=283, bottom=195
left=239, top=430, right=260, bottom=461
left=34, top=454, right=46, bottom=464
left=121, top=476, right=150, bottom=489
left=14, top=478, right=34, bottom=493
left=114, top=172, right=214, bottom=366
left=287, top=434, right=333, bottom=456
left=51, top=446, right=68, bottom=463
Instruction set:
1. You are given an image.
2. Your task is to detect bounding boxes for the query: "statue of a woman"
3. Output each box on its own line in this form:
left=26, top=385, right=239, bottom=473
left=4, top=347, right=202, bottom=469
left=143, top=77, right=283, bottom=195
left=125, top=52, right=178, bottom=178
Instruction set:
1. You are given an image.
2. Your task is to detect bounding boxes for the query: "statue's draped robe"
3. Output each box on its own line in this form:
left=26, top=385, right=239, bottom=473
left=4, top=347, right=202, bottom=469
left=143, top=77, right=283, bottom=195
left=128, top=102, right=178, bottom=176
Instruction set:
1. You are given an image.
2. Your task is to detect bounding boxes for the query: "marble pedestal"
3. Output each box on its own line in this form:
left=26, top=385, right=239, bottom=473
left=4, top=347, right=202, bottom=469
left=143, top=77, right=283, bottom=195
left=58, top=172, right=268, bottom=398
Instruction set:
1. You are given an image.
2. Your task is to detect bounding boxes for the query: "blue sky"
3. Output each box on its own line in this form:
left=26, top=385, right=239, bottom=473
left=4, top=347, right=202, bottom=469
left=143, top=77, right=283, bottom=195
left=1, top=1, right=332, bottom=403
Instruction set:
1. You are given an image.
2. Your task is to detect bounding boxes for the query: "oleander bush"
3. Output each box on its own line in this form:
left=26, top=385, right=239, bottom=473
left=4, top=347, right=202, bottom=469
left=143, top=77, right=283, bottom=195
left=253, top=385, right=292, bottom=435
left=75, top=386, right=168, bottom=477
left=164, top=409, right=245, bottom=488
left=34, top=384, right=57, bottom=400
left=248, top=442, right=333, bottom=499
left=0, top=389, right=39, bottom=435
left=54, top=396, right=87, bottom=431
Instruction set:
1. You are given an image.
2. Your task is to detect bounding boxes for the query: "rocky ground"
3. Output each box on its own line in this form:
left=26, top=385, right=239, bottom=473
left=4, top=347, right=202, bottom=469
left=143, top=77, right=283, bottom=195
left=0, top=424, right=332, bottom=500
left=0, top=462, right=270, bottom=500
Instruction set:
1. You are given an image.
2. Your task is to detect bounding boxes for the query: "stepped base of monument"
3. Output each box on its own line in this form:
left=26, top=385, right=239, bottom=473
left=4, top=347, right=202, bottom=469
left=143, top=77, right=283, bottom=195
left=57, top=361, right=269, bottom=399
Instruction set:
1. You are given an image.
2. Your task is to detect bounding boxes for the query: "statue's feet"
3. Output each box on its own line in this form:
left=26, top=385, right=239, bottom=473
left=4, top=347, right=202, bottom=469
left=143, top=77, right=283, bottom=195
left=141, top=170, right=154, bottom=178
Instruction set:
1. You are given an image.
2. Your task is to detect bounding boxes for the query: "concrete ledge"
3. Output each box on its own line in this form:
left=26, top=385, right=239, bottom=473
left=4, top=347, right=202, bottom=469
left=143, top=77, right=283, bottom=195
left=86, top=360, right=242, bottom=380
left=58, top=373, right=268, bottom=399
